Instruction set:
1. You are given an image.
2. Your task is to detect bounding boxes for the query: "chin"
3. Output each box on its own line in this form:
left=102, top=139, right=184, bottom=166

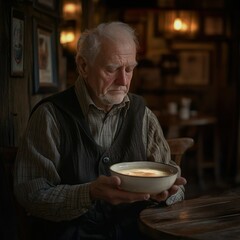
left=104, top=93, right=126, bottom=105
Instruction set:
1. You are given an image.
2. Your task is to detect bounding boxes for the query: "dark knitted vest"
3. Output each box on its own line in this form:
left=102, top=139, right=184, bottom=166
left=30, top=87, right=149, bottom=240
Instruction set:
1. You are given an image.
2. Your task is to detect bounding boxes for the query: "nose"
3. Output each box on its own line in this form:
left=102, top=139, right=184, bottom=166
left=116, top=69, right=128, bottom=86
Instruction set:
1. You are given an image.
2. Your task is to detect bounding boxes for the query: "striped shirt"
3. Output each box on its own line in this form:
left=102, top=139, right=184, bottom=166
left=14, top=77, right=184, bottom=222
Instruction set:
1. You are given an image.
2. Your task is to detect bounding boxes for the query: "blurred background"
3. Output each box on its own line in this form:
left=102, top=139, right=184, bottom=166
left=1, top=0, right=240, bottom=196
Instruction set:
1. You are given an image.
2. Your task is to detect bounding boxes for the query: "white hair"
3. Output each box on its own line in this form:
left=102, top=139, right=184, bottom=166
left=75, top=21, right=139, bottom=66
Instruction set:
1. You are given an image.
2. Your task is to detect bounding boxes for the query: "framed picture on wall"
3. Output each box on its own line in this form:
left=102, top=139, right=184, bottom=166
left=170, top=42, right=216, bottom=86
left=202, top=11, right=228, bottom=38
left=174, top=50, right=210, bottom=85
left=204, top=16, right=224, bottom=36
left=11, top=9, right=24, bottom=77
left=33, top=18, right=58, bottom=93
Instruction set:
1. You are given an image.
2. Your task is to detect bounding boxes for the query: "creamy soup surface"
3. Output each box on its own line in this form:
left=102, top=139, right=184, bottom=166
left=118, top=168, right=170, bottom=177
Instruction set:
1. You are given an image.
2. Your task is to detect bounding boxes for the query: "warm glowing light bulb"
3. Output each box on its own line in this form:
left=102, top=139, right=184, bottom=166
left=63, top=3, right=77, bottom=14
left=173, top=18, right=183, bottom=31
left=60, top=31, right=75, bottom=44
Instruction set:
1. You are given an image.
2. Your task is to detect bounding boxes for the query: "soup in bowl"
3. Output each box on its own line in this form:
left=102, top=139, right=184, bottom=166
left=110, top=161, right=178, bottom=193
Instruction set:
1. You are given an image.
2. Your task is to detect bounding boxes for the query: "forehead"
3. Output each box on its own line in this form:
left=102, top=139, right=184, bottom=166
left=96, top=37, right=137, bottom=65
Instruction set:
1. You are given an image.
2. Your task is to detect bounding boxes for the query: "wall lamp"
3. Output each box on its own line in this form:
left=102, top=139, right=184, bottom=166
left=60, top=0, right=82, bottom=53
left=156, top=10, right=199, bottom=38
left=172, top=11, right=199, bottom=35
left=60, top=31, right=75, bottom=44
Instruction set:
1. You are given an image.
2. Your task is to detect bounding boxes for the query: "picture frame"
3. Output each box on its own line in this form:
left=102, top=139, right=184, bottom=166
left=174, top=50, right=210, bottom=86
left=33, top=18, right=58, bottom=93
left=11, top=9, right=24, bottom=77
left=170, top=42, right=215, bottom=86
left=202, top=12, right=227, bottom=37
left=204, top=17, right=223, bottom=36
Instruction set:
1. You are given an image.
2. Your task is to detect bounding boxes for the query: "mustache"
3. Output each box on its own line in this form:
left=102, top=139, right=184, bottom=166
left=108, top=87, right=127, bottom=91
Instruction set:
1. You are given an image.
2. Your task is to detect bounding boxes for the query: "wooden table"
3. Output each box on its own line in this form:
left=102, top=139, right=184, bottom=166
left=153, top=111, right=220, bottom=188
left=139, top=188, right=240, bottom=240
left=152, top=111, right=217, bottom=138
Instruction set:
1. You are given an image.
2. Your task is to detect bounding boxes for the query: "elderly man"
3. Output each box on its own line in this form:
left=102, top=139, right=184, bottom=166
left=14, top=21, right=186, bottom=240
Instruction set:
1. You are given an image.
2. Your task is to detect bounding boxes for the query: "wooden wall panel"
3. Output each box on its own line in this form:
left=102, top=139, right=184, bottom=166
left=0, top=1, right=63, bottom=147
left=0, top=0, right=11, bottom=146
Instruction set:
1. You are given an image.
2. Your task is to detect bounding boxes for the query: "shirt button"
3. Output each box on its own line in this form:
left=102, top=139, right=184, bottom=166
left=103, top=157, right=110, bottom=163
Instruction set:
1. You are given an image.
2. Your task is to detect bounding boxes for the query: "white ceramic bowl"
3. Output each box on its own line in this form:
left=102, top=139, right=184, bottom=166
left=110, top=161, right=178, bottom=193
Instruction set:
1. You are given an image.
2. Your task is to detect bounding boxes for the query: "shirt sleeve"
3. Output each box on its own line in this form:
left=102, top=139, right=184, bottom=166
left=144, top=107, right=185, bottom=204
left=14, top=102, right=92, bottom=222
left=144, top=107, right=171, bottom=163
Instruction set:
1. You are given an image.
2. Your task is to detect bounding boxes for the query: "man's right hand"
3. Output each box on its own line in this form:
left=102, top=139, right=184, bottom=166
left=89, top=175, right=150, bottom=205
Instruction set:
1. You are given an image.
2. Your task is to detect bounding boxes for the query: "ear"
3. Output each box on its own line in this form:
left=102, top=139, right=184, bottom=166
left=76, top=56, right=88, bottom=78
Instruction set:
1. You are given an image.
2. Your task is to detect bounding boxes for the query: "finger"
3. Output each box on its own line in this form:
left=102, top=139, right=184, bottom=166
left=109, top=176, right=121, bottom=187
left=98, top=175, right=121, bottom=187
left=174, top=177, right=187, bottom=186
left=168, top=185, right=179, bottom=195
left=151, top=190, right=169, bottom=202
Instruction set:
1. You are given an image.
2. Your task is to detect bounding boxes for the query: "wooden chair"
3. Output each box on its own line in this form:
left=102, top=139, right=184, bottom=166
left=166, top=137, right=194, bottom=166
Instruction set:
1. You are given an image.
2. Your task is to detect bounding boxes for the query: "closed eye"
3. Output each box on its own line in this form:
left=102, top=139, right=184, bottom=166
left=125, top=66, right=136, bottom=73
left=106, top=63, right=137, bottom=74
left=106, top=66, right=118, bottom=73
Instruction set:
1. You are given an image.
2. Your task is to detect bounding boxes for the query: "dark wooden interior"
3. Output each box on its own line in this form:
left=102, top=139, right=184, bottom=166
left=0, top=1, right=240, bottom=238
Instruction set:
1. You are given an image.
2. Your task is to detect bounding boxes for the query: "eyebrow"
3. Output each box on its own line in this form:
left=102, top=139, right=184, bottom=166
left=106, top=62, right=138, bottom=68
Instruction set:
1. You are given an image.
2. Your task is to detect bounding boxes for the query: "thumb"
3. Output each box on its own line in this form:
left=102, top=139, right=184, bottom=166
left=110, top=175, right=121, bottom=187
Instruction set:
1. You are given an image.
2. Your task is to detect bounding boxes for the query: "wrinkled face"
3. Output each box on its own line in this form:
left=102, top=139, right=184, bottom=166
left=82, top=37, right=137, bottom=112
